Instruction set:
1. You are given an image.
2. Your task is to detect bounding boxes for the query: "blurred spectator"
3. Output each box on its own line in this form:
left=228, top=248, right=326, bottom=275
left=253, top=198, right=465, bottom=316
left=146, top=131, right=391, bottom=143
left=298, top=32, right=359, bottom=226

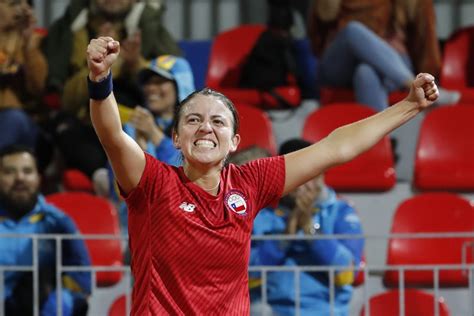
left=308, top=0, right=460, bottom=111
left=0, top=145, right=91, bottom=316
left=0, top=0, right=47, bottom=150
left=43, top=0, right=181, bottom=178
left=249, top=139, right=364, bottom=316
left=239, top=0, right=301, bottom=108
left=93, top=54, right=195, bottom=232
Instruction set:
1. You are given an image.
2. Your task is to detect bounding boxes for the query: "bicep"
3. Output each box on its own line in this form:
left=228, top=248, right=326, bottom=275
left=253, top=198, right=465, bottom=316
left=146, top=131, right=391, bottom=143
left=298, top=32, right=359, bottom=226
left=103, top=130, right=146, bottom=194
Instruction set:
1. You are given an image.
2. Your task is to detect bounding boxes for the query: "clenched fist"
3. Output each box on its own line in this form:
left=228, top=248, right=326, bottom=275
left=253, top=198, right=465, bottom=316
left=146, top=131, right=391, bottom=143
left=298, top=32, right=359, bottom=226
left=87, top=37, right=120, bottom=82
left=406, top=73, right=439, bottom=110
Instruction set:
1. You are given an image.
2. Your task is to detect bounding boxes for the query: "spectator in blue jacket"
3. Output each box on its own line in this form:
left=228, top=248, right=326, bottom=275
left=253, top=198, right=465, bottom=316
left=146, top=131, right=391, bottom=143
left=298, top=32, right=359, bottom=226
left=0, top=145, right=91, bottom=316
left=250, top=138, right=364, bottom=316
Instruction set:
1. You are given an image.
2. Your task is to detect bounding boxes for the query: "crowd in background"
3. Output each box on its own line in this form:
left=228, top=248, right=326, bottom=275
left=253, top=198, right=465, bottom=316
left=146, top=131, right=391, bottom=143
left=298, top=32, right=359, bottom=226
left=0, top=0, right=466, bottom=315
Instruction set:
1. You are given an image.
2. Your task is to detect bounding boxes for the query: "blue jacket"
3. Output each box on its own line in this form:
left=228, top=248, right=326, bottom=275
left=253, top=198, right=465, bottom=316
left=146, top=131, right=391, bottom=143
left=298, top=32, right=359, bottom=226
left=0, top=195, right=91, bottom=301
left=250, top=188, right=364, bottom=316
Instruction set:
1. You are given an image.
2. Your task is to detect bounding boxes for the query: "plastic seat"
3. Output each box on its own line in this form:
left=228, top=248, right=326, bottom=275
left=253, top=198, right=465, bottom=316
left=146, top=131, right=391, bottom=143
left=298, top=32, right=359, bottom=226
left=62, top=169, right=94, bottom=192
left=413, top=105, right=474, bottom=191
left=235, top=103, right=277, bottom=156
left=359, top=289, right=450, bottom=316
left=46, top=192, right=123, bottom=287
left=383, top=193, right=474, bottom=287
left=205, top=24, right=301, bottom=109
left=108, top=295, right=130, bottom=316
left=302, top=103, right=396, bottom=191
left=440, top=26, right=474, bottom=104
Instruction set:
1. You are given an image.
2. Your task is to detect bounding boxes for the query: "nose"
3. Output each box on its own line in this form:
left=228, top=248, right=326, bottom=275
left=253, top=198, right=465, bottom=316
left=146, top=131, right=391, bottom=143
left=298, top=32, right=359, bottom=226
left=198, top=120, right=213, bottom=133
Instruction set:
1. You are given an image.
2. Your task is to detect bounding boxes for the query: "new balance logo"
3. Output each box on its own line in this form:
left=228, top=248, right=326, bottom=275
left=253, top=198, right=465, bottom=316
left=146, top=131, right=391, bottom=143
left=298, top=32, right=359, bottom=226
left=179, top=202, right=196, bottom=213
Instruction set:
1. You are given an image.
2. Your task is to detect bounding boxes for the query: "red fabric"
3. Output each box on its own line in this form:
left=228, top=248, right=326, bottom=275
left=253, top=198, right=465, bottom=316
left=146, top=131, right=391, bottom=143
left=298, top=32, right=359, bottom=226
left=124, top=154, right=285, bottom=315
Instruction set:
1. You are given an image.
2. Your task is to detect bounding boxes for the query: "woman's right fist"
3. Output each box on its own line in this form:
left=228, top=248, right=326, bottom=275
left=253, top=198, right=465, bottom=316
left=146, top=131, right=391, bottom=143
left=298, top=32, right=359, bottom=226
left=87, top=37, right=120, bottom=81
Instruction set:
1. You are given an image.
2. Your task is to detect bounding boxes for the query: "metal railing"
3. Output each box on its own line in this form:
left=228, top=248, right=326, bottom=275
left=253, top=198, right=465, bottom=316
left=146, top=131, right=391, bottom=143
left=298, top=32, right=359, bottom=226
left=0, top=232, right=473, bottom=316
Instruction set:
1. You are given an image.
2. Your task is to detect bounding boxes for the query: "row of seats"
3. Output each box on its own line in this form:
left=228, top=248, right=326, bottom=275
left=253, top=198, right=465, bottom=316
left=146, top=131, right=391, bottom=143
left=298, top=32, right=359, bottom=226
left=110, top=189, right=472, bottom=315
left=43, top=190, right=473, bottom=314
left=241, top=102, right=474, bottom=192
left=62, top=103, right=474, bottom=193
left=187, top=23, right=474, bottom=107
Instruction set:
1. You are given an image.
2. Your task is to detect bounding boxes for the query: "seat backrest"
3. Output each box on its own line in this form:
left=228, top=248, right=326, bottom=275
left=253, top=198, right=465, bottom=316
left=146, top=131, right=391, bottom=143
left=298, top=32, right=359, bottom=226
left=235, top=102, right=277, bottom=156
left=414, top=105, right=474, bottom=191
left=359, top=289, right=450, bottom=316
left=108, top=295, right=129, bottom=316
left=302, top=103, right=396, bottom=191
left=205, top=24, right=265, bottom=88
left=384, top=192, right=474, bottom=287
left=46, top=192, right=123, bottom=287
left=440, top=26, right=474, bottom=89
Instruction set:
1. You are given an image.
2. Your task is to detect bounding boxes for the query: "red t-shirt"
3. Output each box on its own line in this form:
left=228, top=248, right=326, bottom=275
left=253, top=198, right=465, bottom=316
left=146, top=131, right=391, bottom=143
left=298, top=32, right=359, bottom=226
left=123, top=153, right=285, bottom=315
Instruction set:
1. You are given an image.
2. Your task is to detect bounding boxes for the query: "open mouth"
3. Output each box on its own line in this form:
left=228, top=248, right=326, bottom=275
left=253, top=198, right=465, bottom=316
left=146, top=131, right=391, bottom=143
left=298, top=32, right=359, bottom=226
left=194, top=139, right=216, bottom=148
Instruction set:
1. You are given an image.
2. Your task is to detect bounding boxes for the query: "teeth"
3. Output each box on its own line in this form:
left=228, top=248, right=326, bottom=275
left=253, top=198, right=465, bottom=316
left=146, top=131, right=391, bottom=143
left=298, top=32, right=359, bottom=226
left=148, top=95, right=161, bottom=101
left=195, top=140, right=215, bottom=148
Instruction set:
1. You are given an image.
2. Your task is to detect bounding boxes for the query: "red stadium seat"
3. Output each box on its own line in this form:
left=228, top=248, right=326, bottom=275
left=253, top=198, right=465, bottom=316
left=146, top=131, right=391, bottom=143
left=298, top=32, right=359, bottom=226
left=413, top=105, right=474, bottom=190
left=302, top=103, right=396, bottom=191
left=353, top=255, right=366, bottom=287
left=319, top=87, right=406, bottom=107
left=359, top=289, right=450, bottom=316
left=62, top=169, right=94, bottom=192
left=383, top=193, right=474, bottom=287
left=108, top=295, right=130, bottom=316
left=205, top=24, right=301, bottom=109
left=46, top=192, right=123, bottom=287
left=440, top=26, right=474, bottom=104
left=235, top=103, right=277, bottom=156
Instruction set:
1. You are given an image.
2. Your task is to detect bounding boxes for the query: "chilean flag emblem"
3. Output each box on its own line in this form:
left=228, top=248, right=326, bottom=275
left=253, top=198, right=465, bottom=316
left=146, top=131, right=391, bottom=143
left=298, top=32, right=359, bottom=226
left=225, top=191, right=248, bottom=215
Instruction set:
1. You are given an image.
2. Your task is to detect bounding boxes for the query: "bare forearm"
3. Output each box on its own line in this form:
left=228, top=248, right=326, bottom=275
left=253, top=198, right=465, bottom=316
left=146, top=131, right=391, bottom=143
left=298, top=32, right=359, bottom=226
left=90, top=93, right=124, bottom=146
left=328, top=100, right=420, bottom=163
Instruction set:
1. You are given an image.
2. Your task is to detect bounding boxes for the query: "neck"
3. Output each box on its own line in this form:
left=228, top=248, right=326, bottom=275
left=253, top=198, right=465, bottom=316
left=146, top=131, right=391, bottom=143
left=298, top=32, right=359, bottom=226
left=183, top=163, right=222, bottom=193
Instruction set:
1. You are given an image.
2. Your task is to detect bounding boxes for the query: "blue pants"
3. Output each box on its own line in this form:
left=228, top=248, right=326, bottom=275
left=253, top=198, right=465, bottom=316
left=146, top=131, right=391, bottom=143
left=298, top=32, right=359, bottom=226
left=0, top=108, right=38, bottom=149
left=319, top=21, right=414, bottom=111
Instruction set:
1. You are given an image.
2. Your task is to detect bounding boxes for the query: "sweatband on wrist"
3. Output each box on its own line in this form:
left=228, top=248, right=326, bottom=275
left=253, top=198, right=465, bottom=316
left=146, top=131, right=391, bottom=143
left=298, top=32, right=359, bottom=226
left=87, top=71, right=113, bottom=100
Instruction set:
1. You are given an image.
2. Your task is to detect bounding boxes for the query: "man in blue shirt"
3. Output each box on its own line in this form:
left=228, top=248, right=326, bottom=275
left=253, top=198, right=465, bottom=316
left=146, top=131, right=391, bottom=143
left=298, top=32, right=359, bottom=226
left=250, top=139, right=364, bottom=316
left=0, top=145, right=91, bottom=316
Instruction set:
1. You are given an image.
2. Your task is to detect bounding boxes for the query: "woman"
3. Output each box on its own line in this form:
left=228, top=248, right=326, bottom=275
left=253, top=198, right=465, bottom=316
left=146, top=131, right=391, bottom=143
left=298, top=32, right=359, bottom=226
left=87, top=36, right=438, bottom=315
left=308, top=0, right=458, bottom=111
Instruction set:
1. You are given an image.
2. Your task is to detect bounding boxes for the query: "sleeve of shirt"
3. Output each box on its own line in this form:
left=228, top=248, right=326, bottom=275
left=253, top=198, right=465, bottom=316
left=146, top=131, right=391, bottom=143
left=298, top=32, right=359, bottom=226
left=241, top=156, right=286, bottom=215
left=121, top=153, right=168, bottom=212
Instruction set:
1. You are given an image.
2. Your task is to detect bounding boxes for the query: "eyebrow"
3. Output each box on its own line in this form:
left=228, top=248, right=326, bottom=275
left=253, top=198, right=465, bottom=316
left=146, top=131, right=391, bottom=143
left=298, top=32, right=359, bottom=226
left=184, top=113, right=227, bottom=120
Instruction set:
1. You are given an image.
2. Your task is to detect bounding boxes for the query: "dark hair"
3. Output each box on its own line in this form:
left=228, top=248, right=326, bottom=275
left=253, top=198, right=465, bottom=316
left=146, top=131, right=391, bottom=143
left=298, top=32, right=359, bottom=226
left=171, top=87, right=240, bottom=136
left=279, top=138, right=312, bottom=155
left=267, top=0, right=294, bottom=31
left=0, top=144, right=37, bottom=167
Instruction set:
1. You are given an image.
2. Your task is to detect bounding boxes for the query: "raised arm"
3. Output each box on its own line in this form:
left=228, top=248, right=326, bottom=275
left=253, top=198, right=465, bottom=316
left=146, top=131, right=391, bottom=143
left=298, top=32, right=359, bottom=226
left=283, top=73, right=438, bottom=195
left=87, top=37, right=145, bottom=194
